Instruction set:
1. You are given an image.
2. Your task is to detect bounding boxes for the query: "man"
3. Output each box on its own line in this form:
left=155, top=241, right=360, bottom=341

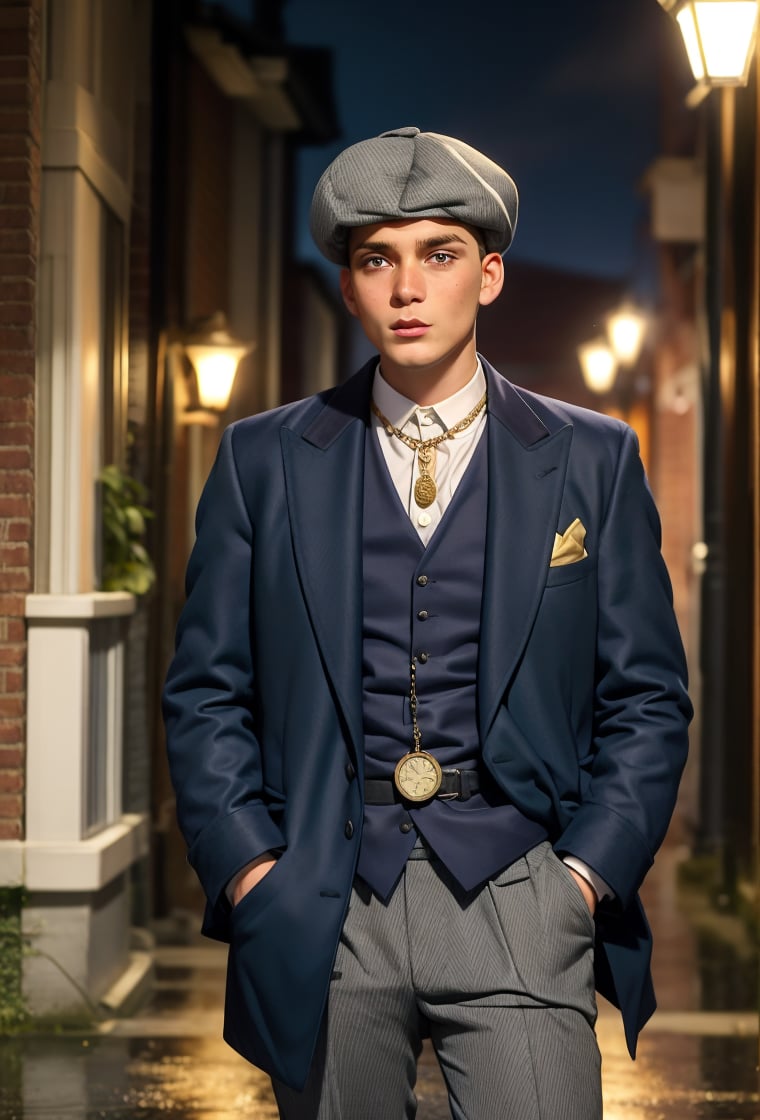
left=163, top=126, right=691, bottom=1118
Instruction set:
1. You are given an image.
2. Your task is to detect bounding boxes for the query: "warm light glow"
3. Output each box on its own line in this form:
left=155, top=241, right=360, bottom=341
left=183, top=312, right=253, bottom=414
left=677, top=5, right=706, bottom=78
left=185, top=344, right=247, bottom=410
left=607, top=305, right=648, bottom=365
left=676, top=0, right=759, bottom=84
left=578, top=340, right=618, bottom=394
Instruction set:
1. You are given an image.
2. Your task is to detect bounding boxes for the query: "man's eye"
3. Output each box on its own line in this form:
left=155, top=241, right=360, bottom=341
left=365, top=256, right=388, bottom=269
left=430, top=252, right=453, bottom=264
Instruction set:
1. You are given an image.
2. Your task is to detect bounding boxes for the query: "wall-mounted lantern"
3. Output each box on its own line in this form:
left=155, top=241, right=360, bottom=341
left=659, top=0, right=759, bottom=102
left=184, top=313, right=254, bottom=414
left=175, top=314, right=254, bottom=551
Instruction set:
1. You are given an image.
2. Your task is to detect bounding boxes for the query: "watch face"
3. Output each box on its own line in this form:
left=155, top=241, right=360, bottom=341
left=395, top=752, right=442, bottom=801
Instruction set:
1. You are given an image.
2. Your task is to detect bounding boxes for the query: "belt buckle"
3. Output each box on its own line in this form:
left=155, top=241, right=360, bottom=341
left=437, top=768, right=461, bottom=801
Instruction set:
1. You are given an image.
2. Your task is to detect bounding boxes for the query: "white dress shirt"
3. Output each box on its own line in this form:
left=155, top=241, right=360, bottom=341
left=371, top=363, right=487, bottom=546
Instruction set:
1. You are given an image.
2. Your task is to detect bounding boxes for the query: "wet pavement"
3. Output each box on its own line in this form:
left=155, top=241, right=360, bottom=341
left=0, top=831, right=757, bottom=1118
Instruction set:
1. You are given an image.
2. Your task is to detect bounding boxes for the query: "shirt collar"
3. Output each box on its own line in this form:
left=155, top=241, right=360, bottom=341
left=372, top=362, right=486, bottom=433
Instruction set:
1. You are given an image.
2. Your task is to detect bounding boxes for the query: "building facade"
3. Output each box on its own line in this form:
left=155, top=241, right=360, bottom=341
left=0, top=0, right=341, bottom=1020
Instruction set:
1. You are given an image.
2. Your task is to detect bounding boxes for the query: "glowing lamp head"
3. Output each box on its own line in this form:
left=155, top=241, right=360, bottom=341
left=606, top=305, right=648, bottom=366
left=672, top=0, right=759, bottom=86
left=183, top=315, right=253, bottom=413
left=578, top=339, right=618, bottom=395
left=185, top=345, right=247, bottom=411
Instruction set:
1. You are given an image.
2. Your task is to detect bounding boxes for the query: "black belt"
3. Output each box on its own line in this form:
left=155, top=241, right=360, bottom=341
left=364, top=769, right=480, bottom=805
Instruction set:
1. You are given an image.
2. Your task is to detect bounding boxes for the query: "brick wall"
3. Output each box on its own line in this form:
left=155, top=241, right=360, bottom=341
left=648, top=247, right=701, bottom=656
left=0, top=0, right=42, bottom=841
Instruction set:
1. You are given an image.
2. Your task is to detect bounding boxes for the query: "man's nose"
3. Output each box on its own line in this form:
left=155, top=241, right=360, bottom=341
left=392, top=260, right=425, bottom=303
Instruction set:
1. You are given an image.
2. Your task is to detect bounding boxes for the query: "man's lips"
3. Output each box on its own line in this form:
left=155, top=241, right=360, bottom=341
left=391, top=319, right=430, bottom=338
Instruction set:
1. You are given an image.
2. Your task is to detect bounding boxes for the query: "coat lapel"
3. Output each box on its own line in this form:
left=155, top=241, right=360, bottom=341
left=478, top=360, right=573, bottom=740
left=280, top=364, right=374, bottom=761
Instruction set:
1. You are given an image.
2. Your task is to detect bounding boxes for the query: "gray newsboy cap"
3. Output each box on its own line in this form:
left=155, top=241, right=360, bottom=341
left=309, top=125, right=518, bottom=265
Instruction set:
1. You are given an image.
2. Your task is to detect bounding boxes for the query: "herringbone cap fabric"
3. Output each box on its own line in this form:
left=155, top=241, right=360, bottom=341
left=309, top=125, right=518, bottom=264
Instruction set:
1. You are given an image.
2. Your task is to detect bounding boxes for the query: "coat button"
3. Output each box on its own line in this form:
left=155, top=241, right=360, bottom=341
left=417, top=610, right=428, bottom=621
left=400, top=820, right=413, bottom=834
left=344, top=820, right=354, bottom=839
left=416, top=574, right=429, bottom=586
left=417, top=652, right=429, bottom=663
left=345, top=761, right=356, bottom=781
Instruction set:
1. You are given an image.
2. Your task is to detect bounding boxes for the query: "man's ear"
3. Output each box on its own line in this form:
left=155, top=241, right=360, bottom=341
left=340, top=268, right=359, bottom=317
left=478, top=252, right=504, bottom=307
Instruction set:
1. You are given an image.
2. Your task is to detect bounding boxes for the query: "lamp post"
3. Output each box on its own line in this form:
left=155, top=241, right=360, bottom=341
left=659, top=0, right=759, bottom=912
left=180, top=314, right=254, bottom=550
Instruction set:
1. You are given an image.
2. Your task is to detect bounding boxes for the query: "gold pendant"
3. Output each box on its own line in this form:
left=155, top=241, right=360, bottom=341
left=414, top=475, right=437, bottom=508
left=394, top=751, right=442, bottom=801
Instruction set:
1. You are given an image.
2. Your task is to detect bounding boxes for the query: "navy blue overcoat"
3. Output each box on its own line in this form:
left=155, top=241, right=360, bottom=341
left=163, top=358, right=691, bottom=1090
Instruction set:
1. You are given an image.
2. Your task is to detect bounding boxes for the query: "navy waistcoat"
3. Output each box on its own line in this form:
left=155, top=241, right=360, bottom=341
left=359, top=422, right=546, bottom=900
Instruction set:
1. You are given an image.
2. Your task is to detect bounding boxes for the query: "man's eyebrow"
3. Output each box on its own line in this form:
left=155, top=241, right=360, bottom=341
left=351, top=239, right=394, bottom=255
left=416, top=234, right=468, bottom=250
left=351, top=234, right=468, bottom=255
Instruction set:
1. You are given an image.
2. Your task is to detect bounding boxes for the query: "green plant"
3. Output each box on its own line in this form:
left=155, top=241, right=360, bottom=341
left=0, top=887, right=28, bottom=1032
left=99, top=464, right=156, bottom=596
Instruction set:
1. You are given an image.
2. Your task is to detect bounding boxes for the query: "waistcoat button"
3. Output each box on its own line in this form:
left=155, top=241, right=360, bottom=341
left=344, top=820, right=354, bottom=839
left=416, top=574, right=429, bottom=586
left=417, top=610, right=429, bottom=621
left=417, top=652, right=429, bottom=663
left=345, top=761, right=356, bottom=781
left=400, top=820, right=413, bottom=834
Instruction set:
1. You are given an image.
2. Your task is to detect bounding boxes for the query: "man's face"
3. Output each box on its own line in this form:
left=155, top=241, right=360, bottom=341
left=340, top=218, right=503, bottom=401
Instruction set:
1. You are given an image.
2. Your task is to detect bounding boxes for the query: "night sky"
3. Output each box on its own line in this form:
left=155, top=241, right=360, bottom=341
left=277, top=0, right=695, bottom=285
left=218, top=1, right=696, bottom=287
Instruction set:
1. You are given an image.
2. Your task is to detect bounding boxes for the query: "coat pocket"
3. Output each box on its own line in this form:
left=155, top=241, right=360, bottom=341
left=544, top=553, right=597, bottom=588
left=229, top=852, right=288, bottom=931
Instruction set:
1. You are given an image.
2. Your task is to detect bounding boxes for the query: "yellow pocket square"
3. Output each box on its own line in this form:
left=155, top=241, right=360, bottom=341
left=550, top=518, right=588, bottom=567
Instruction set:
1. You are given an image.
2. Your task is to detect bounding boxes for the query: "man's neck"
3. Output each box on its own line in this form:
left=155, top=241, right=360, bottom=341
left=378, top=352, right=480, bottom=407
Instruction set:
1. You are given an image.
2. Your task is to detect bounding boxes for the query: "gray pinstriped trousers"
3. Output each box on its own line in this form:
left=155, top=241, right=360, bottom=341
left=273, top=841, right=602, bottom=1119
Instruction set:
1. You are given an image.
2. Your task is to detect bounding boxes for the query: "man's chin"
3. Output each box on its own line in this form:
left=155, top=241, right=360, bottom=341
left=381, top=342, right=446, bottom=372
left=381, top=347, right=468, bottom=379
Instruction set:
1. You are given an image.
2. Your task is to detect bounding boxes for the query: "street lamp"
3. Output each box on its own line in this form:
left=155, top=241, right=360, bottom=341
left=659, top=0, right=760, bottom=901
left=577, top=338, right=618, bottom=395
left=659, top=0, right=759, bottom=101
left=184, top=313, right=254, bottom=413
left=578, top=303, right=649, bottom=396
left=178, top=314, right=254, bottom=554
left=606, top=303, right=648, bottom=366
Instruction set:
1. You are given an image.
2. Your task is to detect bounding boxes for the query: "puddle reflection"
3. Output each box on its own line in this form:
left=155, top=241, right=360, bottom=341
left=599, top=1020, right=759, bottom=1120
left=2, top=1029, right=758, bottom=1119
left=0, top=1036, right=279, bottom=1120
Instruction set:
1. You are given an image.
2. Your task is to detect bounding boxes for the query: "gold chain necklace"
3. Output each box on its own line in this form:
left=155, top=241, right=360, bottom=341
left=371, top=391, right=487, bottom=509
